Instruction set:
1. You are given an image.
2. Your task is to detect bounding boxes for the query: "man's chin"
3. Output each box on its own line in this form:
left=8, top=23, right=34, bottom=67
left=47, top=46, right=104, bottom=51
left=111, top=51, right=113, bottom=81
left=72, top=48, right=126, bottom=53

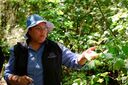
left=39, top=39, right=46, bottom=43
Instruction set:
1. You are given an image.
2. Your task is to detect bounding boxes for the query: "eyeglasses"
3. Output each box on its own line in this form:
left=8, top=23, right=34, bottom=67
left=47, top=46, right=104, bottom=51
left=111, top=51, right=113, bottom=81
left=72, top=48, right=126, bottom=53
left=34, top=26, right=48, bottom=31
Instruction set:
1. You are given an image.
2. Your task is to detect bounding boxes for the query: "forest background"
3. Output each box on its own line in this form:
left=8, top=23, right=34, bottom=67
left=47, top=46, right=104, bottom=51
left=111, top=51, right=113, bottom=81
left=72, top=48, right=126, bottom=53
left=1, top=0, right=128, bottom=85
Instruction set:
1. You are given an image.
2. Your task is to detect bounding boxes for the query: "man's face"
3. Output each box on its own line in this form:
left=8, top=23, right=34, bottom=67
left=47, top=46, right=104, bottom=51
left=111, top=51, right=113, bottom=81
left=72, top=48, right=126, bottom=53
left=28, top=22, right=48, bottom=44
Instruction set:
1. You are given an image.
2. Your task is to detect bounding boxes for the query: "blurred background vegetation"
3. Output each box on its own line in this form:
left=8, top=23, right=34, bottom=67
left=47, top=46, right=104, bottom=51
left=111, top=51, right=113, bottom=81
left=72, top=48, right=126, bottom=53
left=1, top=0, right=128, bottom=85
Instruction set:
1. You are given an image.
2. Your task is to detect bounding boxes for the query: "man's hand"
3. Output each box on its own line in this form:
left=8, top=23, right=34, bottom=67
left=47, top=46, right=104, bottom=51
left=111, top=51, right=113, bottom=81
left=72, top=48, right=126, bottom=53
left=82, top=47, right=98, bottom=61
left=18, top=75, right=33, bottom=85
left=8, top=74, right=33, bottom=85
left=78, top=47, right=99, bottom=65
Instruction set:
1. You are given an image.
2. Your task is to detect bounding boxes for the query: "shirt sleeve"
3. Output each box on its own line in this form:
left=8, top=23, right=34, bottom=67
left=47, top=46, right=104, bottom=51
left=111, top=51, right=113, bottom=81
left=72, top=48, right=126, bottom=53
left=4, top=47, right=15, bottom=81
left=58, top=43, right=83, bottom=69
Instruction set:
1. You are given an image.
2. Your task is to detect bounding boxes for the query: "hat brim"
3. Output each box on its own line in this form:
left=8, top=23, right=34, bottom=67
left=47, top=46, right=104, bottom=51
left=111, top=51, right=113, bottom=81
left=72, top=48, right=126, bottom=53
left=27, top=20, right=47, bottom=29
left=25, top=20, right=55, bottom=39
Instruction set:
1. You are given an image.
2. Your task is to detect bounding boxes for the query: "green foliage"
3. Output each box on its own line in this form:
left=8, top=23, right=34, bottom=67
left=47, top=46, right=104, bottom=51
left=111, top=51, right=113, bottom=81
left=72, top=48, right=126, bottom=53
left=1, top=0, right=128, bottom=84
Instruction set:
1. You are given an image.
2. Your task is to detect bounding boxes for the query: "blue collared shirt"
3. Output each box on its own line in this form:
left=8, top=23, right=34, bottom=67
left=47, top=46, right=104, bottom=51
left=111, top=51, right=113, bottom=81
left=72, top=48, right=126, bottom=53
left=4, top=43, right=82, bottom=85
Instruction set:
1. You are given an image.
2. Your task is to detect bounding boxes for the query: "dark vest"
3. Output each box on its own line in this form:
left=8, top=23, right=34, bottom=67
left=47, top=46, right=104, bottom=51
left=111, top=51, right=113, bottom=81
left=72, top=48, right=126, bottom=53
left=13, top=39, right=62, bottom=85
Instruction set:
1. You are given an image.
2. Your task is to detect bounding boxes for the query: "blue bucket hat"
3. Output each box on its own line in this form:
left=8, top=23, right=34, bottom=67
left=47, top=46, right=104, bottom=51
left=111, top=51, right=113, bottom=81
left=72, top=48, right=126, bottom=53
left=26, top=14, right=54, bottom=32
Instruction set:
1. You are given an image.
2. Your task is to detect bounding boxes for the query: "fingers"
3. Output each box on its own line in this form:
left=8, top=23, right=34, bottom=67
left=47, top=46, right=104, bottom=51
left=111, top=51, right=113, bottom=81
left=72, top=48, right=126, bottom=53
left=18, top=75, right=33, bottom=85
left=12, top=75, right=19, bottom=82
left=82, top=47, right=99, bottom=61
left=87, top=47, right=96, bottom=52
left=24, top=76, right=33, bottom=83
left=90, top=51, right=99, bottom=60
left=8, top=75, right=33, bottom=85
left=8, top=74, right=19, bottom=82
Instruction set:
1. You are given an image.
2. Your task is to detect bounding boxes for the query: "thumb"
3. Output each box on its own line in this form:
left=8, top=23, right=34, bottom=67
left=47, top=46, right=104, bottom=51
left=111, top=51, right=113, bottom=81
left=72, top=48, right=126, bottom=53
left=24, top=76, right=33, bottom=83
left=86, top=47, right=96, bottom=52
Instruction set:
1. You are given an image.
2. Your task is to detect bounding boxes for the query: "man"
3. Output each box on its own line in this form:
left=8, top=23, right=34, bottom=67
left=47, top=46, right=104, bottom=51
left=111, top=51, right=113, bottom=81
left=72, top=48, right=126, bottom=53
left=4, top=14, right=98, bottom=85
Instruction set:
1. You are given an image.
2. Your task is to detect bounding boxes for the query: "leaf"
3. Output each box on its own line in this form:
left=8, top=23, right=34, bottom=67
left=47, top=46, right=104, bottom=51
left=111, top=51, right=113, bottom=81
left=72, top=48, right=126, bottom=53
left=100, top=72, right=109, bottom=77
left=113, top=58, right=125, bottom=70
left=88, top=60, right=95, bottom=69
left=122, top=45, right=128, bottom=55
left=108, top=46, right=119, bottom=54
left=97, top=78, right=104, bottom=83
